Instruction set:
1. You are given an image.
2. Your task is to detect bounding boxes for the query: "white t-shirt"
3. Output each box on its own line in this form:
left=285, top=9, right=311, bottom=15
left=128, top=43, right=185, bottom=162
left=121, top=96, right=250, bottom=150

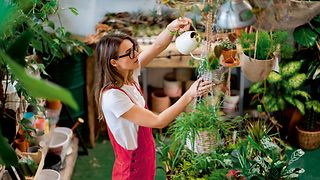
left=101, top=65, right=144, bottom=150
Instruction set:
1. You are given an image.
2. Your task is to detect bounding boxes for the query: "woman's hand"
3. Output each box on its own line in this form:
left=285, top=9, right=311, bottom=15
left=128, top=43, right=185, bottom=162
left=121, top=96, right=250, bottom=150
left=186, top=78, right=214, bottom=98
left=167, top=17, right=192, bottom=33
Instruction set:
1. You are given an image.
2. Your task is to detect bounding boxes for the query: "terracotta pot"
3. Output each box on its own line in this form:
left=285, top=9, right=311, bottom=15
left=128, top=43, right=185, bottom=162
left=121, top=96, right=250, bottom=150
left=46, top=100, right=62, bottom=110
left=221, top=49, right=240, bottom=67
left=14, top=139, right=29, bottom=152
left=151, top=90, right=171, bottom=113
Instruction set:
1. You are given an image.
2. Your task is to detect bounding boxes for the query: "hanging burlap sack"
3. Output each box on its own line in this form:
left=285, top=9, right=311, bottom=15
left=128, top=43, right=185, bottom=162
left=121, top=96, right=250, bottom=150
left=240, top=52, right=275, bottom=82
left=254, top=0, right=320, bottom=30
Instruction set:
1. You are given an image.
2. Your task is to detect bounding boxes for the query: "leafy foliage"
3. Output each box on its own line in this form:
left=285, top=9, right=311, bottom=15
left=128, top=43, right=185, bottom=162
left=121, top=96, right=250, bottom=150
left=221, top=38, right=236, bottom=50
left=232, top=127, right=304, bottom=179
left=249, top=61, right=310, bottom=115
left=294, top=15, right=320, bottom=48
left=239, top=30, right=294, bottom=60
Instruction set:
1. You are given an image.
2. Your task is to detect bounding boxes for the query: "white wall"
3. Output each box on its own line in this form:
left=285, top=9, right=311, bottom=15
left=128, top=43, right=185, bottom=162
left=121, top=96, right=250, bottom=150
left=53, top=0, right=157, bottom=36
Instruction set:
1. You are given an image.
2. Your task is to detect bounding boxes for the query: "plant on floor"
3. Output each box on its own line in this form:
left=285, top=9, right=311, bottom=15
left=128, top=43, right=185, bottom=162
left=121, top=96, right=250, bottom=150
left=239, top=30, right=294, bottom=60
left=232, top=137, right=305, bottom=179
left=157, top=99, right=241, bottom=178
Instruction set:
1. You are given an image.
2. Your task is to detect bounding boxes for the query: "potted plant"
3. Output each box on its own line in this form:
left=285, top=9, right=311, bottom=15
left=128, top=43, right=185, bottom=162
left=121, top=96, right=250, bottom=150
left=249, top=61, right=312, bottom=140
left=220, top=38, right=240, bottom=67
left=163, top=99, right=239, bottom=174
left=238, top=30, right=295, bottom=82
left=230, top=116, right=305, bottom=179
left=296, top=100, right=320, bottom=150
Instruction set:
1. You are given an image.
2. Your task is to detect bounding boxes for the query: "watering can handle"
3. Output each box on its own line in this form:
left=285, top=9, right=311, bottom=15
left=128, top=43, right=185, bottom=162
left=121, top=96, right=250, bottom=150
left=190, top=52, right=203, bottom=61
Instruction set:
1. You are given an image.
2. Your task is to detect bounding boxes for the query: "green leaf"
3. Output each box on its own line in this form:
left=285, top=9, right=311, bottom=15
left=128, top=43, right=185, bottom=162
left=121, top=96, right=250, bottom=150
left=0, top=130, right=18, bottom=166
left=46, top=20, right=55, bottom=29
left=306, top=100, right=320, bottom=113
left=267, top=71, right=282, bottom=83
left=249, top=82, right=263, bottom=94
left=6, top=30, right=34, bottom=67
left=0, top=1, right=15, bottom=35
left=295, top=99, right=305, bottom=115
left=294, top=25, right=318, bottom=48
left=1, top=51, right=79, bottom=110
left=31, top=39, right=43, bottom=53
left=277, top=97, right=285, bottom=110
left=284, top=96, right=295, bottom=107
left=69, top=7, right=79, bottom=16
left=291, top=90, right=310, bottom=100
left=281, top=61, right=301, bottom=77
left=288, top=74, right=306, bottom=89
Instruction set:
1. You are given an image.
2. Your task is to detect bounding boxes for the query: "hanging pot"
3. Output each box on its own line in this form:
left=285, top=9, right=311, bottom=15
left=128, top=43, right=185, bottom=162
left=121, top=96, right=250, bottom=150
left=254, top=0, right=320, bottom=30
left=221, top=49, right=240, bottom=67
left=240, top=53, right=275, bottom=82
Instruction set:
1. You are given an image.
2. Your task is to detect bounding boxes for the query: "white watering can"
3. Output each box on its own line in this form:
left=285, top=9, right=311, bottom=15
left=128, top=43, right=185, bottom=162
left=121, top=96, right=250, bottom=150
left=175, top=31, right=202, bottom=60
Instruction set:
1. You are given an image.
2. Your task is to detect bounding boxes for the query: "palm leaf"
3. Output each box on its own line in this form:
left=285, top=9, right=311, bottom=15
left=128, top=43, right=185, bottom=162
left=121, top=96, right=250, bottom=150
left=294, top=25, right=318, bottom=48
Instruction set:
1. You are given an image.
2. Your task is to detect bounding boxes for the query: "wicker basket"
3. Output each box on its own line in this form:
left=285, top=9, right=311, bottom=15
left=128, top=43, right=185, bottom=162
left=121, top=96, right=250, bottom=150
left=296, top=125, right=320, bottom=150
left=186, top=131, right=216, bottom=154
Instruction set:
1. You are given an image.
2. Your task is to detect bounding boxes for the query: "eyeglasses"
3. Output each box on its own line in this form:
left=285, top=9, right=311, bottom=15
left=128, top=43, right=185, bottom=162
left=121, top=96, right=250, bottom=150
left=118, top=45, right=138, bottom=59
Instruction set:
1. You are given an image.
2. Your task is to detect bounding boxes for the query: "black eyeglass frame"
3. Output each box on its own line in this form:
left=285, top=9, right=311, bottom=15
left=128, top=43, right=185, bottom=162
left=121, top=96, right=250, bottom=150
left=118, top=45, right=138, bottom=59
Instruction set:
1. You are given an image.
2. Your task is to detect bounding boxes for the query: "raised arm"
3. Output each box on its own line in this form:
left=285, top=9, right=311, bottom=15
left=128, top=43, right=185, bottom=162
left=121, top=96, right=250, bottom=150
left=138, top=17, right=192, bottom=68
left=121, top=78, right=213, bottom=129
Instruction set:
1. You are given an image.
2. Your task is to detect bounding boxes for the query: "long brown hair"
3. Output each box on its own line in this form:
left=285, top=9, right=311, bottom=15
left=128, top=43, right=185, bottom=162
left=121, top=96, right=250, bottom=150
left=94, top=33, right=136, bottom=119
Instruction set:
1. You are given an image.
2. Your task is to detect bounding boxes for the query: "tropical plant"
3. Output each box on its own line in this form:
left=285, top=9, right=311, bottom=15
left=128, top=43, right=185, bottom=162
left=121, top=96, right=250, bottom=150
left=249, top=61, right=310, bottom=115
left=293, top=15, right=320, bottom=48
left=232, top=137, right=305, bottom=179
left=239, top=30, right=295, bottom=60
left=298, top=100, right=320, bottom=131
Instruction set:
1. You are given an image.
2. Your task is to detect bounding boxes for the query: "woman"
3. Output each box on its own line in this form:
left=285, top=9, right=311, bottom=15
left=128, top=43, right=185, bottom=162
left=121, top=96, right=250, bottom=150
left=95, top=17, right=213, bottom=179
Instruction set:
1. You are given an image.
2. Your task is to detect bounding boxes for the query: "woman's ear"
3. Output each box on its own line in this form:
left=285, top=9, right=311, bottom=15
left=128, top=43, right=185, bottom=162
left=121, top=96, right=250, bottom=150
left=110, top=59, right=118, bottom=67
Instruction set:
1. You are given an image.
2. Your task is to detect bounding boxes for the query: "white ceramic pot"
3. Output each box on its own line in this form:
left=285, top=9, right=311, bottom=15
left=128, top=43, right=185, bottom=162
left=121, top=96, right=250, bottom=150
left=38, top=169, right=60, bottom=180
left=223, top=90, right=240, bottom=113
left=54, top=127, right=73, bottom=156
left=49, top=131, right=69, bottom=163
left=163, top=79, right=182, bottom=98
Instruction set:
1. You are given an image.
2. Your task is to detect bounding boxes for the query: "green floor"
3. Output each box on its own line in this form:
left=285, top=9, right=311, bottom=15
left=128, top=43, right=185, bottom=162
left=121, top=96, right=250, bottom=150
left=72, top=138, right=320, bottom=180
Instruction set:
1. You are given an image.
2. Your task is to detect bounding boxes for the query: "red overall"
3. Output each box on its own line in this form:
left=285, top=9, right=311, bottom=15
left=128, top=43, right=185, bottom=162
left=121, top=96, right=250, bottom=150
left=101, top=84, right=156, bottom=180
